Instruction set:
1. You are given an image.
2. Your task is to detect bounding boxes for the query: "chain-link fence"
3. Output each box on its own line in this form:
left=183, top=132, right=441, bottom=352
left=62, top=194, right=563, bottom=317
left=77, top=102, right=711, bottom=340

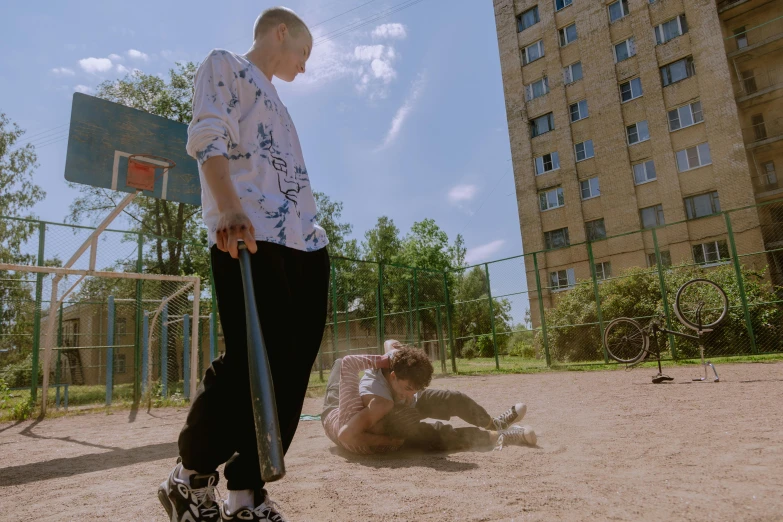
left=4, top=198, right=783, bottom=412
left=0, top=217, right=216, bottom=414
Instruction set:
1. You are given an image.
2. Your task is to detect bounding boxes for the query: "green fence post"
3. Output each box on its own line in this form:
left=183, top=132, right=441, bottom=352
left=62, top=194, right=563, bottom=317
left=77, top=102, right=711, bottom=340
left=406, top=281, right=413, bottom=345
left=106, top=295, right=115, bottom=406
left=344, top=293, right=351, bottom=352
left=56, top=303, right=63, bottom=408
left=443, top=272, right=457, bottom=373
left=532, top=253, right=551, bottom=367
left=378, top=263, right=386, bottom=348
left=725, top=212, right=758, bottom=353
left=484, top=263, right=500, bottom=370
left=375, top=286, right=382, bottom=354
left=436, top=306, right=446, bottom=373
left=31, top=222, right=46, bottom=402
left=133, top=232, right=143, bottom=402
left=652, top=229, right=677, bottom=358
left=414, top=268, right=421, bottom=348
left=331, top=263, right=339, bottom=361
left=586, top=242, right=609, bottom=364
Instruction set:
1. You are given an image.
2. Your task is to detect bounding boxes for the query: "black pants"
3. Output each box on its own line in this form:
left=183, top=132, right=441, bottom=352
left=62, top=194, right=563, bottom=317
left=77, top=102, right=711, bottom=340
left=179, top=242, right=330, bottom=491
left=385, top=389, right=493, bottom=451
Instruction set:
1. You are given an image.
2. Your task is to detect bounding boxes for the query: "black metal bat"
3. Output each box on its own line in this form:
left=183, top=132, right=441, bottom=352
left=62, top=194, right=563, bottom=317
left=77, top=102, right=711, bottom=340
left=237, top=242, right=285, bottom=482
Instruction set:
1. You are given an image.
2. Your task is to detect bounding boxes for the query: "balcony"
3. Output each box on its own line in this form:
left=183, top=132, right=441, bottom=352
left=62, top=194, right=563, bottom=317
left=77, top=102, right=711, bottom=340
left=726, top=16, right=783, bottom=58
left=732, top=65, right=783, bottom=102
left=718, top=0, right=775, bottom=15
left=741, top=116, right=783, bottom=149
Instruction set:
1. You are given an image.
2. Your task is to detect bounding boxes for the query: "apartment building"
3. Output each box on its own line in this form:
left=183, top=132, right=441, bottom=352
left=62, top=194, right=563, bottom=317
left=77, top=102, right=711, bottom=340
left=493, top=0, right=782, bottom=325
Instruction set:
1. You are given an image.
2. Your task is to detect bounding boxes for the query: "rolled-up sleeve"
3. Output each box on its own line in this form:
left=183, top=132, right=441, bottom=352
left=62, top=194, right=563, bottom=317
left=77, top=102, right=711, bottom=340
left=186, top=51, right=241, bottom=166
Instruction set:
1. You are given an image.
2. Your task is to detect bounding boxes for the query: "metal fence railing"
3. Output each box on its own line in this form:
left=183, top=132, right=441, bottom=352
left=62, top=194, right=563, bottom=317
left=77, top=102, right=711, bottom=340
left=3, top=198, right=783, bottom=412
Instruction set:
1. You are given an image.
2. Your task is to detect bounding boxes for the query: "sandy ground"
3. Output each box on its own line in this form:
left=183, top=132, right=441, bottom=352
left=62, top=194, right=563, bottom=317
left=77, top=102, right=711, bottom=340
left=1, top=362, right=782, bottom=521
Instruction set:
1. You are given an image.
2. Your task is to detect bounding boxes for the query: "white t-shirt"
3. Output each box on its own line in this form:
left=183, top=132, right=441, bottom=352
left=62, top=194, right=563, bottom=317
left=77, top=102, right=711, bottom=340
left=186, top=49, right=328, bottom=252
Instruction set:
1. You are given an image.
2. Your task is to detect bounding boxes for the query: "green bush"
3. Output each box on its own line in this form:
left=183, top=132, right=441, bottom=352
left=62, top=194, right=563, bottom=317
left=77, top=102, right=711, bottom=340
left=476, top=335, right=495, bottom=358
left=462, top=339, right=477, bottom=359
left=534, top=263, right=782, bottom=363
left=0, top=353, right=40, bottom=388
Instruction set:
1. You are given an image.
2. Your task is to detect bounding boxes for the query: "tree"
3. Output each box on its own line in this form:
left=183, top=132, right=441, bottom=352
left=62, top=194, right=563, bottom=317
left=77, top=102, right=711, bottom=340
left=314, top=191, right=357, bottom=258
left=66, top=64, right=207, bottom=279
left=450, top=266, right=512, bottom=357
left=0, top=113, right=45, bottom=374
left=361, top=216, right=401, bottom=264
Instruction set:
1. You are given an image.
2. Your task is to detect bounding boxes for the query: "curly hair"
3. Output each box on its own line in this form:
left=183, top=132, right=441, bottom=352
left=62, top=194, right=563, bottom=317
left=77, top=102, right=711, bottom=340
left=390, top=346, right=433, bottom=390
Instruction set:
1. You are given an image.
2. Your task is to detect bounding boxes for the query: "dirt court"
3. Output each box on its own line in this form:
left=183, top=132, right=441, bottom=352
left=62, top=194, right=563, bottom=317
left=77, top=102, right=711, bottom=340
left=1, top=362, right=782, bottom=521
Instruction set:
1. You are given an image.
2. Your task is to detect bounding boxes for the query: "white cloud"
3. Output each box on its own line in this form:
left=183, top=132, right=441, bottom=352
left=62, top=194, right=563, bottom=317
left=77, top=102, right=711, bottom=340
left=74, top=84, right=93, bottom=94
left=298, top=39, right=351, bottom=85
left=108, top=53, right=123, bottom=61
left=372, top=23, right=407, bottom=40
left=465, top=240, right=506, bottom=265
left=448, top=184, right=478, bottom=204
left=78, top=57, right=113, bottom=73
left=127, top=49, right=149, bottom=61
left=51, top=67, right=75, bottom=76
left=353, top=45, right=398, bottom=98
left=116, top=64, right=130, bottom=75
left=377, top=72, right=426, bottom=150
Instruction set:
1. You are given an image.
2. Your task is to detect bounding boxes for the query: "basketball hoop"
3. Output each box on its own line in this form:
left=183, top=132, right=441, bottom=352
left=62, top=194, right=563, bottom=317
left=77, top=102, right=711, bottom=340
left=127, top=154, right=176, bottom=192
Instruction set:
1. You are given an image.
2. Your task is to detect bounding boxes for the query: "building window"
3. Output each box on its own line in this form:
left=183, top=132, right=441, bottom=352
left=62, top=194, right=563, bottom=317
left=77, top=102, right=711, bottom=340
left=550, top=268, right=576, bottom=291
left=627, top=120, right=650, bottom=145
left=676, top=143, right=711, bottom=172
left=526, top=77, right=549, bottom=101
left=654, top=14, right=688, bottom=45
left=752, top=114, right=767, bottom=141
left=564, top=61, right=583, bottom=84
left=116, top=354, right=127, bottom=374
left=615, top=38, right=637, bottom=62
left=633, top=160, right=657, bottom=184
left=668, top=101, right=703, bottom=131
left=535, top=152, right=560, bottom=175
left=760, top=161, right=778, bottom=187
left=693, top=240, right=729, bottom=266
left=585, top=218, right=606, bottom=241
left=63, top=319, right=80, bottom=348
left=594, top=261, right=611, bottom=280
left=530, top=113, right=555, bottom=138
left=523, top=40, right=545, bottom=65
left=647, top=250, right=672, bottom=268
left=559, top=23, right=578, bottom=47
left=684, top=191, right=720, bottom=220
left=741, top=70, right=757, bottom=94
left=555, top=0, right=573, bottom=11
left=734, top=27, right=748, bottom=50
left=544, top=227, right=570, bottom=249
left=661, top=56, right=695, bottom=87
left=580, top=177, right=600, bottom=199
left=575, top=140, right=595, bottom=162
left=640, top=204, right=665, bottom=228
left=620, top=77, right=643, bottom=102
left=518, top=7, right=540, bottom=32
left=116, top=317, right=127, bottom=336
left=608, top=0, right=629, bottom=23
left=569, top=100, right=589, bottom=123
left=539, top=187, right=565, bottom=211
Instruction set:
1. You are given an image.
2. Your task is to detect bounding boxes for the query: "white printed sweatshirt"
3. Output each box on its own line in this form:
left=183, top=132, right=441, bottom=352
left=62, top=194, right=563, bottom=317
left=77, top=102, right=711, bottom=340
left=186, top=49, right=328, bottom=252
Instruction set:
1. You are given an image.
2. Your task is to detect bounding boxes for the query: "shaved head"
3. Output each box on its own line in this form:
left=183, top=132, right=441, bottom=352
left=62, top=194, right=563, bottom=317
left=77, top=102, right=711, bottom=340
left=253, top=7, right=311, bottom=41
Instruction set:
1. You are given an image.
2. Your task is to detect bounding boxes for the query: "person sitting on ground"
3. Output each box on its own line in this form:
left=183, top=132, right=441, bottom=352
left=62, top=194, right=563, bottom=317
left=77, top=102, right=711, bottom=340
left=321, top=343, right=536, bottom=455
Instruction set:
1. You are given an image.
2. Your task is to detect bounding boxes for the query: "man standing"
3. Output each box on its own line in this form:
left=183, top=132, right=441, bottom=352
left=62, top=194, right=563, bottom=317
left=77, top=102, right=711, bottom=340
left=158, top=7, right=328, bottom=522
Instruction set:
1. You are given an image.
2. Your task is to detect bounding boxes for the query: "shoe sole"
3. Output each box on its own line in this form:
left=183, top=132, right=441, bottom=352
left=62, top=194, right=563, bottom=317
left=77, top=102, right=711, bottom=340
left=158, top=480, right=174, bottom=520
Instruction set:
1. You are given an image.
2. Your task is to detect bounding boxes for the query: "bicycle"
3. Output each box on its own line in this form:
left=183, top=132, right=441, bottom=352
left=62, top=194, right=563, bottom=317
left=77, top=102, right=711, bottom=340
left=603, top=278, right=728, bottom=383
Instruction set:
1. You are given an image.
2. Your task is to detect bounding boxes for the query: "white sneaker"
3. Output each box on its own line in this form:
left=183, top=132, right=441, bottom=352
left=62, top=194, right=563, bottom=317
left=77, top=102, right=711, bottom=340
left=491, top=402, right=527, bottom=430
left=220, top=490, right=287, bottom=522
left=495, top=425, right=537, bottom=450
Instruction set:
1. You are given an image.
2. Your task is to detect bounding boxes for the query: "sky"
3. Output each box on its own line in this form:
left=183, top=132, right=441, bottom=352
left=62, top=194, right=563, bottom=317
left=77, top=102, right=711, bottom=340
left=0, top=0, right=521, bottom=269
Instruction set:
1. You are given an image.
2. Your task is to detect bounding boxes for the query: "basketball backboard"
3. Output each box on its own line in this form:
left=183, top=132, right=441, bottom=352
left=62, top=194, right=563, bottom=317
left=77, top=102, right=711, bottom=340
left=64, top=93, right=201, bottom=205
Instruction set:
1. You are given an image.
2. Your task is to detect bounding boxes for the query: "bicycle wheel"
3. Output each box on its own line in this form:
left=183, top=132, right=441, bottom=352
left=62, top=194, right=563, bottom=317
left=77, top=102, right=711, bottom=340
left=603, top=317, right=648, bottom=363
left=674, top=278, right=728, bottom=331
